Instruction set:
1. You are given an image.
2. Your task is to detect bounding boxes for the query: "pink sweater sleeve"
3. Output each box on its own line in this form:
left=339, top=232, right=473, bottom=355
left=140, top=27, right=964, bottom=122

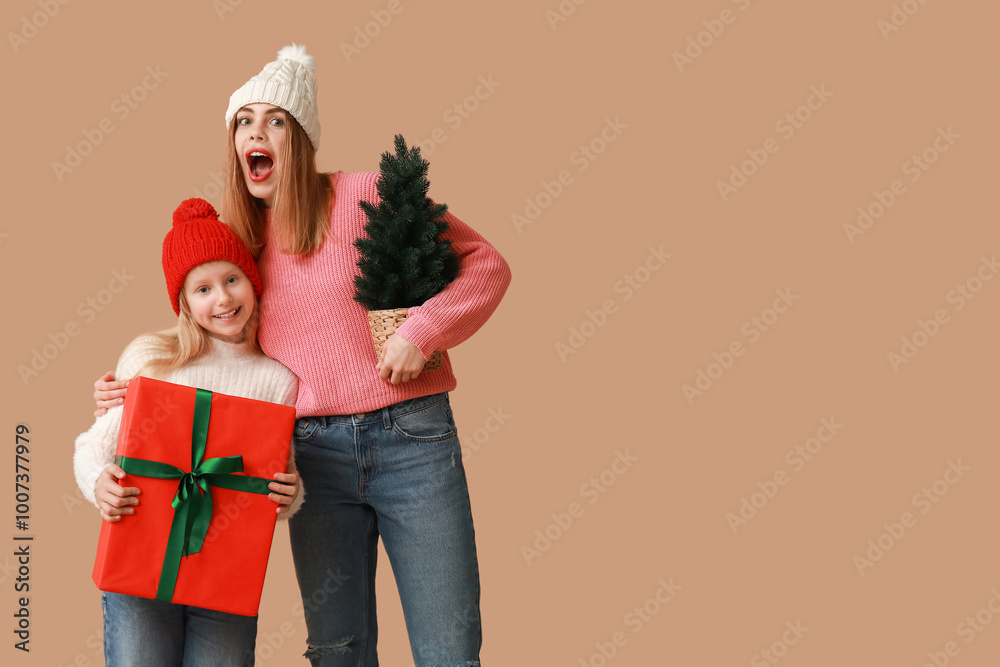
left=394, top=208, right=512, bottom=358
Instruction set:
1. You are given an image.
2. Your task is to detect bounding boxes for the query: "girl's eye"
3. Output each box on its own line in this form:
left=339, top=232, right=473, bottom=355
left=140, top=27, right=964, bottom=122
left=196, top=286, right=210, bottom=294
left=227, top=276, right=238, bottom=284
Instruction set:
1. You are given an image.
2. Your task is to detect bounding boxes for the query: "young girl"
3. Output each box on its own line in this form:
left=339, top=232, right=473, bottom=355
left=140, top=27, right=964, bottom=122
left=76, top=198, right=302, bottom=667
left=96, top=44, right=511, bottom=667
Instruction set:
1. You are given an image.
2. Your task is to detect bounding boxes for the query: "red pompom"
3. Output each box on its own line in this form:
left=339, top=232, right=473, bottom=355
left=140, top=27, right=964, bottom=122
left=172, top=198, right=219, bottom=227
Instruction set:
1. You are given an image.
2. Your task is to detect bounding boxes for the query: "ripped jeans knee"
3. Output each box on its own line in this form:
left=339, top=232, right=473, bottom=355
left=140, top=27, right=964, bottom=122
left=303, top=635, right=353, bottom=660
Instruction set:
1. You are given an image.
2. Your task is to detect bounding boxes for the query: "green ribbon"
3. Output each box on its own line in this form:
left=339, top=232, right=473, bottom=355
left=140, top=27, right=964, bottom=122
left=115, top=388, right=274, bottom=602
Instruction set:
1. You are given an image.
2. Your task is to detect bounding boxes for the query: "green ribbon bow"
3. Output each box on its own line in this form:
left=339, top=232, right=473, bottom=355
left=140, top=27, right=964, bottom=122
left=115, top=388, right=274, bottom=602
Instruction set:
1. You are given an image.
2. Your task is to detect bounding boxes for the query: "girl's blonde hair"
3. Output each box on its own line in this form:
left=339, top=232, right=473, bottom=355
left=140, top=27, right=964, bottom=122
left=134, top=288, right=261, bottom=380
left=223, top=110, right=333, bottom=258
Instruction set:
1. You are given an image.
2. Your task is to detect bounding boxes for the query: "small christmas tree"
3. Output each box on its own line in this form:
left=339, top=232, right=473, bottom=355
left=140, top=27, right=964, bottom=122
left=353, top=134, right=460, bottom=311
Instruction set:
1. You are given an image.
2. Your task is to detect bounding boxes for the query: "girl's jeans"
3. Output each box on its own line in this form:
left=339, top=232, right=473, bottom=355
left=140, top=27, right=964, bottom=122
left=102, top=591, right=257, bottom=666
left=288, top=391, right=482, bottom=667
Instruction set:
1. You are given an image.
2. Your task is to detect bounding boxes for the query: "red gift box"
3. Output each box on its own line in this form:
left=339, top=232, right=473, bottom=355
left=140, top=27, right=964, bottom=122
left=92, top=376, right=295, bottom=616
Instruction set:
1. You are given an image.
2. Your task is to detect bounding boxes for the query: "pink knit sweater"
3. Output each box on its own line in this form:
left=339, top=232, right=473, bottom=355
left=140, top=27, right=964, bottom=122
left=257, top=171, right=511, bottom=417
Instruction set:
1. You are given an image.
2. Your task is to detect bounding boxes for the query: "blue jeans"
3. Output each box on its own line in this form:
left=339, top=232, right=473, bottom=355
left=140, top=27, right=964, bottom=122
left=288, top=392, right=482, bottom=666
left=102, top=592, right=257, bottom=666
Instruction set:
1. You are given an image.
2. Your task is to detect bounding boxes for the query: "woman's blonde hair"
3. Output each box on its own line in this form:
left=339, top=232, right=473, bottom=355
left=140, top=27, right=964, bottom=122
left=222, top=109, right=333, bottom=258
left=134, top=288, right=261, bottom=379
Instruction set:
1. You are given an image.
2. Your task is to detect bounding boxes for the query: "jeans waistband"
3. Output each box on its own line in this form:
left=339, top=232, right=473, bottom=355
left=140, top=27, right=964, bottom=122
left=310, top=392, right=449, bottom=429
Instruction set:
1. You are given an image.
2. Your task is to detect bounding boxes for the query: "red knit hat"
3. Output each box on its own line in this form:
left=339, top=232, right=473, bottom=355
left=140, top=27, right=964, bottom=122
left=162, top=199, right=262, bottom=315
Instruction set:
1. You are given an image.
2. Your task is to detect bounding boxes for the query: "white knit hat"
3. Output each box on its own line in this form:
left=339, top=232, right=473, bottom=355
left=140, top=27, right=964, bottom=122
left=225, top=44, right=321, bottom=150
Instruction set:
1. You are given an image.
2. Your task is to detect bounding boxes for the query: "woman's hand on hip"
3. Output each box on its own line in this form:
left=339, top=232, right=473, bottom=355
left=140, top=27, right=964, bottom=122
left=376, top=333, right=425, bottom=385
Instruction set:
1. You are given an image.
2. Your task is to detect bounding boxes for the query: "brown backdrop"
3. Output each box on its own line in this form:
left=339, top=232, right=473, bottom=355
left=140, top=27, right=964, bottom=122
left=4, top=1, right=999, bottom=665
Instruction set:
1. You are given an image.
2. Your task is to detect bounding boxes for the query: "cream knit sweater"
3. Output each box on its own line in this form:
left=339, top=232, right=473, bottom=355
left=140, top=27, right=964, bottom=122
left=73, top=333, right=302, bottom=517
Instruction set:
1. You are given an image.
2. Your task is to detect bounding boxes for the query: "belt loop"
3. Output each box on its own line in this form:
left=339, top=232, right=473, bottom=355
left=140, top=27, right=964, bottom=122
left=319, top=416, right=328, bottom=429
left=382, top=405, right=391, bottom=430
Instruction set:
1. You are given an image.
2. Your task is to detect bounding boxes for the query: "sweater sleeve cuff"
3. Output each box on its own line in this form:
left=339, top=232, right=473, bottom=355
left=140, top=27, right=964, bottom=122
left=395, top=311, right=445, bottom=360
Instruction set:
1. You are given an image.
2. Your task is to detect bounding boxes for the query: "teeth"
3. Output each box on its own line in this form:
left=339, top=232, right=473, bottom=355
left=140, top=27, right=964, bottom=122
left=250, top=151, right=266, bottom=157
left=214, top=308, right=239, bottom=319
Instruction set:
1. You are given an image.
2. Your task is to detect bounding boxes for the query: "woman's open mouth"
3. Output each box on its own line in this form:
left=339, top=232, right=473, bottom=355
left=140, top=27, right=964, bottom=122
left=245, top=149, right=274, bottom=182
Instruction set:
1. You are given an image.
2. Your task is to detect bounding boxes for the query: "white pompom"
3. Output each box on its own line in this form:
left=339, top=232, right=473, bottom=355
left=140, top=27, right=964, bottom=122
left=277, top=43, right=315, bottom=71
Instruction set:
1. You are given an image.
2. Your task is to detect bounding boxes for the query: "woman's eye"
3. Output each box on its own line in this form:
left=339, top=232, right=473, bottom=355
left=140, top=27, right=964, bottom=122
left=237, top=117, right=250, bottom=125
left=270, top=117, right=284, bottom=127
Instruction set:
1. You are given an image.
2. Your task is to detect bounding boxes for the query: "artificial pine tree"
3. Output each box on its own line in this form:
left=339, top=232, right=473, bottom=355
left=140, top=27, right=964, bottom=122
left=354, top=134, right=460, bottom=369
left=354, top=134, right=460, bottom=311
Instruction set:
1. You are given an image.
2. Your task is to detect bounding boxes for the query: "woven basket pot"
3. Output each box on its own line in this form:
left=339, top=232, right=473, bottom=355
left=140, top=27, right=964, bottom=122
left=367, top=308, right=443, bottom=371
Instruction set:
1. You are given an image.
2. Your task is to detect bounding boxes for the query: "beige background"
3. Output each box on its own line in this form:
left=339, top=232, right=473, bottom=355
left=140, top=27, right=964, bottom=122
left=3, top=0, right=999, bottom=665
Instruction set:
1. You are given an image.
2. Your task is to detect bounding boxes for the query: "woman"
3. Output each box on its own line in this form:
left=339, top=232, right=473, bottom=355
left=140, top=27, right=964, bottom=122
left=95, top=44, right=510, bottom=667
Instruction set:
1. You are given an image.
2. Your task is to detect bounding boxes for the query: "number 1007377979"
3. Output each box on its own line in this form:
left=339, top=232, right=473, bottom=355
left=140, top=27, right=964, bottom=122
left=15, top=425, right=29, bottom=530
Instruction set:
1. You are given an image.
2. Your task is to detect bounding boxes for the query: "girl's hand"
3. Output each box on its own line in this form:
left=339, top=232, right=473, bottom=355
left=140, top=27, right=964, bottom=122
left=376, top=334, right=425, bottom=385
left=94, top=371, right=129, bottom=417
left=95, top=464, right=141, bottom=523
left=269, top=472, right=300, bottom=515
